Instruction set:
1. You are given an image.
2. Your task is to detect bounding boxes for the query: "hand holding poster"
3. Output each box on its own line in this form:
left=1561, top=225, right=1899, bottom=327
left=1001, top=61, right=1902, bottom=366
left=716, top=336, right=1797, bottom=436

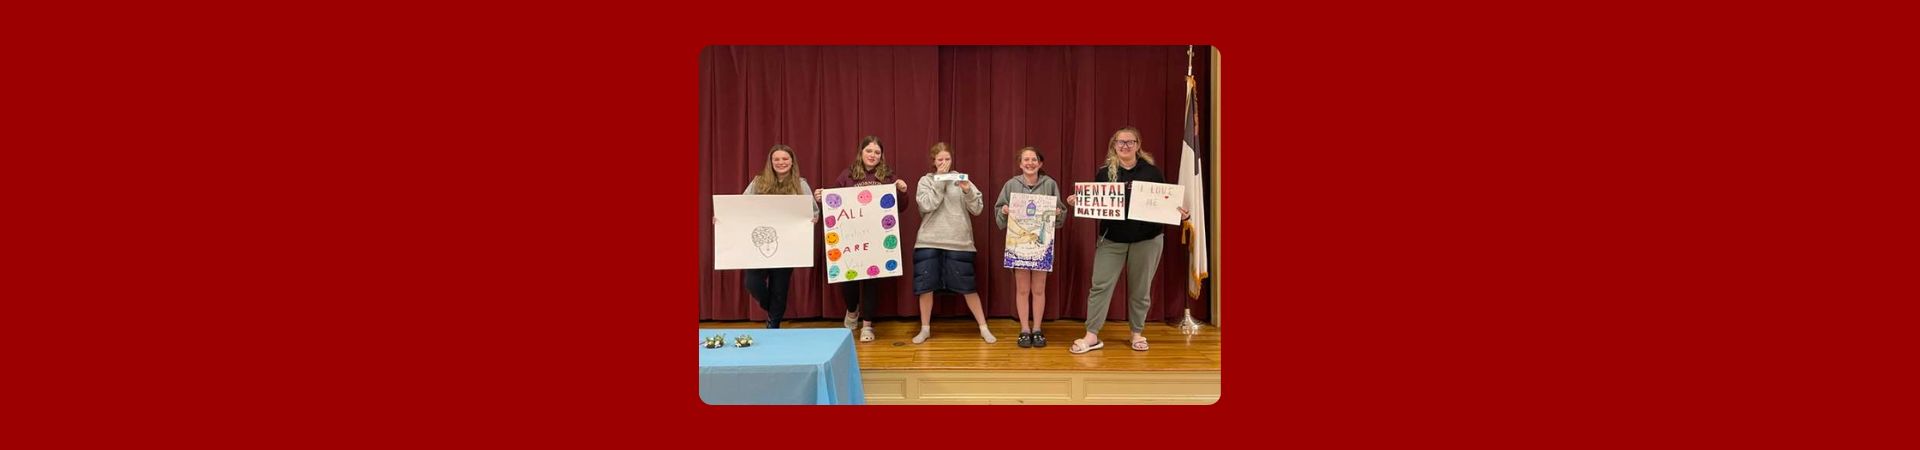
left=713, top=195, right=815, bottom=270
left=1003, top=193, right=1059, bottom=271
left=820, top=185, right=904, bottom=283
left=1073, top=182, right=1126, bottom=220
left=1126, top=181, right=1186, bottom=225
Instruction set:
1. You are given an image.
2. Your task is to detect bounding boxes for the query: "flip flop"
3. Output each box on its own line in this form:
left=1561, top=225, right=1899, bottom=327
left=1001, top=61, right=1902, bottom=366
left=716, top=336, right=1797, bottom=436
left=1130, top=335, right=1149, bottom=351
left=1069, top=338, right=1104, bottom=354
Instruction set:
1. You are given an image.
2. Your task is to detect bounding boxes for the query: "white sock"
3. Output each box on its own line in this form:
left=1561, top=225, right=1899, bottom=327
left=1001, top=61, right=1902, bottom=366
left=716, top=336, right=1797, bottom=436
left=912, top=326, right=931, bottom=344
left=979, top=324, right=996, bottom=344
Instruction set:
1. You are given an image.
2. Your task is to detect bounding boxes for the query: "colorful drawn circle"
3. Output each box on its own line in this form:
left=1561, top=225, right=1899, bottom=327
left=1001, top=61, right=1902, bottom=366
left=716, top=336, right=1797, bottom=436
left=829, top=265, right=839, bottom=276
left=824, top=193, right=842, bottom=209
left=824, top=215, right=836, bottom=228
left=867, top=265, right=880, bottom=276
left=880, top=215, right=895, bottom=230
left=885, top=260, right=898, bottom=271
left=857, top=190, right=873, bottom=205
left=883, top=235, right=898, bottom=249
left=827, top=248, right=842, bottom=262
left=845, top=270, right=858, bottom=280
left=879, top=193, right=895, bottom=209
left=825, top=232, right=840, bottom=246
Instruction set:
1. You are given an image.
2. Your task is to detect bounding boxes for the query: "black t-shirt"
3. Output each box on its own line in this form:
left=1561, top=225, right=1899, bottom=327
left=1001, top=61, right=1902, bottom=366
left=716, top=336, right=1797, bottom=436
left=1092, top=161, right=1167, bottom=243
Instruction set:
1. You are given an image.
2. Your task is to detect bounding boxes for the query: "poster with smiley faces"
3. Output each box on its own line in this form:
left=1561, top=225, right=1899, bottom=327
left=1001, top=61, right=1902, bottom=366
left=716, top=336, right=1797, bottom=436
left=820, top=185, right=903, bottom=284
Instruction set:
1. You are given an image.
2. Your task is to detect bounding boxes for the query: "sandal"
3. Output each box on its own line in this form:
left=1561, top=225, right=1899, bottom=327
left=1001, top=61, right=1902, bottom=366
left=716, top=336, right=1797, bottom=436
left=860, top=326, right=875, bottom=342
left=1017, top=332, right=1033, bottom=348
left=1130, top=335, right=1149, bottom=351
left=1032, top=330, right=1047, bottom=348
left=1069, top=338, right=1104, bottom=354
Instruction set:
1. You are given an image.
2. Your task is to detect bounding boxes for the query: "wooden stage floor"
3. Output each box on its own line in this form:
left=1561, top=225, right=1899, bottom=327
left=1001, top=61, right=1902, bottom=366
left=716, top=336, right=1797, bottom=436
left=699, top=318, right=1221, bottom=371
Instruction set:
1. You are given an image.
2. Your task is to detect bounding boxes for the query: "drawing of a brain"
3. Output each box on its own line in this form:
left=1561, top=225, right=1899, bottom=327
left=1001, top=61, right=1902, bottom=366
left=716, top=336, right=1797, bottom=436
left=751, top=226, right=778, bottom=257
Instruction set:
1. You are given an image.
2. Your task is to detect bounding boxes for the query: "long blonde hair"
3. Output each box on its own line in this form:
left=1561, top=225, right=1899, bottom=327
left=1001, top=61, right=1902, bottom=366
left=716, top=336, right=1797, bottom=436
left=752, top=144, right=803, bottom=195
left=849, top=135, right=892, bottom=181
left=1106, top=127, right=1155, bottom=182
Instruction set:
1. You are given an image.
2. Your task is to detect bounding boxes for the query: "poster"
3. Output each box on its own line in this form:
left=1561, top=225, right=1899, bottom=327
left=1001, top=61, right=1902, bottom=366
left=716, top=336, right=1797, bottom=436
left=1073, top=182, right=1126, bottom=220
left=712, top=195, right=815, bottom=270
left=1127, top=181, right=1186, bottom=225
left=820, top=185, right=904, bottom=283
left=1002, top=193, right=1059, bottom=271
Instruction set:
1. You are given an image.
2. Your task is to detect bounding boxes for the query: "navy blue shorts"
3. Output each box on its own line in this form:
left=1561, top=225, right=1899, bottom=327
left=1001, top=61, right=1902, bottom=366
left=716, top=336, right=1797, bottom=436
left=912, top=248, right=977, bottom=295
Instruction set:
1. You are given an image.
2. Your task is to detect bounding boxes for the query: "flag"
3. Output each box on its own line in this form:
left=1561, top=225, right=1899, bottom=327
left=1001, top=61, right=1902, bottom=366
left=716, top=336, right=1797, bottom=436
left=1179, top=74, right=1210, bottom=300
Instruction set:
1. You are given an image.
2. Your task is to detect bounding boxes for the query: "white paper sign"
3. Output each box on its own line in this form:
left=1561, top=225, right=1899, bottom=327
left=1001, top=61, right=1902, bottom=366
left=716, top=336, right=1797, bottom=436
left=1073, top=182, right=1126, bottom=220
left=1003, top=193, right=1059, bottom=271
left=713, top=195, right=816, bottom=270
left=1127, top=181, right=1186, bottom=225
left=820, top=185, right=905, bottom=283
left=931, top=172, right=969, bottom=182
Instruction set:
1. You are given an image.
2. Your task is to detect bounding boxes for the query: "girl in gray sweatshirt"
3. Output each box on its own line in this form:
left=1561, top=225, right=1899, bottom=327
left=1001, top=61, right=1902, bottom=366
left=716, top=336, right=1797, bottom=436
left=909, top=142, right=993, bottom=344
left=993, top=146, right=1066, bottom=348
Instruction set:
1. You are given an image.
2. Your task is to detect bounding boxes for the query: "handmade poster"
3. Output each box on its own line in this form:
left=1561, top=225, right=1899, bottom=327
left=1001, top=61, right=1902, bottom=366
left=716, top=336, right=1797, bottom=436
left=712, top=195, right=815, bottom=270
left=931, top=172, right=969, bottom=182
left=1127, top=181, right=1186, bottom=225
left=1072, top=182, right=1126, bottom=220
left=820, top=185, right=904, bottom=283
left=1002, top=193, right=1059, bottom=271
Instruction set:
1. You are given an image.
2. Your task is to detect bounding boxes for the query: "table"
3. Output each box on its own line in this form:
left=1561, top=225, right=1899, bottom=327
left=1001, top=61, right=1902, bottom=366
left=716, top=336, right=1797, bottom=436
left=697, top=328, right=864, bottom=405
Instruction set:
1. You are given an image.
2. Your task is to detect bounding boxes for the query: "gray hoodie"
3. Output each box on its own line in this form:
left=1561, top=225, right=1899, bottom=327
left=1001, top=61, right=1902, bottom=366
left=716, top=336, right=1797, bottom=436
left=914, top=174, right=985, bottom=252
left=993, top=174, right=1065, bottom=231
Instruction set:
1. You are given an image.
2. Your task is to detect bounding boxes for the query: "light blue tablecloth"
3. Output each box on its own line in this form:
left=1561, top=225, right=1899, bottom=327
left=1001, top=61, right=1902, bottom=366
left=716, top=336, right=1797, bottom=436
left=698, top=328, right=864, bottom=405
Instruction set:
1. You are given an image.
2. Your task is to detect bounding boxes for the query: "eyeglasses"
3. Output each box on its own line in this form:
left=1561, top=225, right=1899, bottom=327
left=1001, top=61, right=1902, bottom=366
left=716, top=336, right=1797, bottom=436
left=1114, top=140, right=1139, bottom=147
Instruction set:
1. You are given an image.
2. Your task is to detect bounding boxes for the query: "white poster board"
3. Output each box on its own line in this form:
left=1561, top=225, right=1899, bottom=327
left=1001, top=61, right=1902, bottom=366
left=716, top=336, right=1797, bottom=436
left=820, top=185, right=904, bottom=283
left=1073, top=182, right=1126, bottom=220
left=1127, top=181, right=1185, bottom=225
left=1002, top=193, right=1059, bottom=271
left=712, top=195, right=816, bottom=270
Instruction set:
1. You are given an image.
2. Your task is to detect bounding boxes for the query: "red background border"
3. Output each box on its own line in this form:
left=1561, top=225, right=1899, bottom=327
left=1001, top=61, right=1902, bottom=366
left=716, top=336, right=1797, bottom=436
left=9, top=1, right=1907, bottom=446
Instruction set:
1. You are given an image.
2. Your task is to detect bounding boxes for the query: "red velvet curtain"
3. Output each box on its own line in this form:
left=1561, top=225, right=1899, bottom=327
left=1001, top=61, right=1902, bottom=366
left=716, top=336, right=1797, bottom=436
left=700, top=46, right=1212, bottom=325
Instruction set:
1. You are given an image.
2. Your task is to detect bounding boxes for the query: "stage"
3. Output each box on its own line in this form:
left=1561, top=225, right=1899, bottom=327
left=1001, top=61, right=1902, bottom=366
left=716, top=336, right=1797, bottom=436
left=699, top=319, right=1220, bottom=404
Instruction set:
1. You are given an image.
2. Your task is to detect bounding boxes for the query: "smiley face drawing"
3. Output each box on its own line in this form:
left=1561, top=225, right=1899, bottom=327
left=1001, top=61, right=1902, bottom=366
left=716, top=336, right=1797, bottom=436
left=857, top=190, right=872, bottom=205
left=824, top=193, right=842, bottom=209
left=825, top=232, right=840, bottom=246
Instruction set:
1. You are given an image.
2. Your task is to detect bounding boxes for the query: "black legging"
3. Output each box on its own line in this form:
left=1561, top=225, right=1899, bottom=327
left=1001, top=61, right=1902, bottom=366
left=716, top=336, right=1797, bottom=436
left=841, top=279, right=879, bottom=320
left=743, top=268, right=792, bottom=326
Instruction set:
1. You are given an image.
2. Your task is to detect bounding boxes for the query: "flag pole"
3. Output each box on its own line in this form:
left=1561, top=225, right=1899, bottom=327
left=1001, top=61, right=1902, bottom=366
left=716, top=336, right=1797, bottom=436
left=1179, top=45, right=1203, bottom=336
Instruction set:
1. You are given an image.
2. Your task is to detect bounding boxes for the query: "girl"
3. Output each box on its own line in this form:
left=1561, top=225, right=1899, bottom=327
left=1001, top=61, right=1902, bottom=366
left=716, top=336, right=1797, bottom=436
left=815, top=136, right=910, bottom=342
left=1065, top=127, right=1188, bottom=354
left=726, top=144, right=816, bottom=328
left=993, top=146, right=1066, bottom=348
left=909, top=142, right=993, bottom=344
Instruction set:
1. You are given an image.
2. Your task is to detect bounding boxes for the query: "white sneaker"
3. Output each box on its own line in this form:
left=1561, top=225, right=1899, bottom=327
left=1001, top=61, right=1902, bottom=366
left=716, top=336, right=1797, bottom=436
left=844, top=312, right=859, bottom=329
